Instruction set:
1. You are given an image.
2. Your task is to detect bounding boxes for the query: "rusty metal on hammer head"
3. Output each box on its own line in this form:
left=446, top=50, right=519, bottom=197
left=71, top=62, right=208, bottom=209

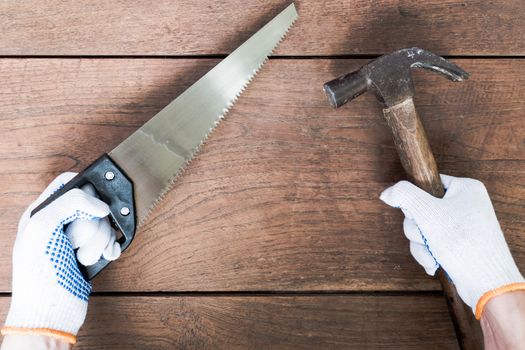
left=323, top=47, right=469, bottom=108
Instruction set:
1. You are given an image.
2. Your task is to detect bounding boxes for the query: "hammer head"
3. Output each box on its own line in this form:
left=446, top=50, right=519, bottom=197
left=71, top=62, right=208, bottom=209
left=324, top=47, right=469, bottom=108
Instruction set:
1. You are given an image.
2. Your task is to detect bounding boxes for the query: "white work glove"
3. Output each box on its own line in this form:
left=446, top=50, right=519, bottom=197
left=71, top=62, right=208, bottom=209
left=66, top=183, right=121, bottom=265
left=2, top=172, right=121, bottom=344
left=380, top=174, right=525, bottom=319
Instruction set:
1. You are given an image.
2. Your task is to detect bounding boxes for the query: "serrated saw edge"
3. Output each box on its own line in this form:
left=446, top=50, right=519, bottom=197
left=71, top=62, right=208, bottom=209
left=137, top=10, right=297, bottom=227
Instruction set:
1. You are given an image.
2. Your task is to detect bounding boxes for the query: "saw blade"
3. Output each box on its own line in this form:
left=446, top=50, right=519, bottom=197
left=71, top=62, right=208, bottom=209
left=109, top=4, right=297, bottom=225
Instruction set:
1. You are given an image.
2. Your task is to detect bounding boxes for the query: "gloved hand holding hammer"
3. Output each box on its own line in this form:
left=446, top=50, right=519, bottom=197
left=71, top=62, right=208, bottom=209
left=381, top=174, right=525, bottom=318
left=381, top=174, right=525, bottom=350
left=324, top=47, right=525, bottom=350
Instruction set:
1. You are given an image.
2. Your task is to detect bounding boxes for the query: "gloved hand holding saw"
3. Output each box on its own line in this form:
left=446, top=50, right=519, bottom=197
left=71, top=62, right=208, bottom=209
left=1, top=173, right=121, bottom=349
left=1, top=7, right=298, bottom=349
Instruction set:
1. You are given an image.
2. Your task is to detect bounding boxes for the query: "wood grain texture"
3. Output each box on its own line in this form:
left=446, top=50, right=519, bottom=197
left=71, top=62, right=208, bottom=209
left=0, top=295, right=459, bottom=349
left=0, top=58, right=523, bottom=293
left=0, top=0, right=525, bottom=56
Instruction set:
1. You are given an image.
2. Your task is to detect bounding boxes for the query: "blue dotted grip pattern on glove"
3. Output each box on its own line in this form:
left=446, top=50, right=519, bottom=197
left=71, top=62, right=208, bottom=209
left=45, top=210, right=93, bottom=301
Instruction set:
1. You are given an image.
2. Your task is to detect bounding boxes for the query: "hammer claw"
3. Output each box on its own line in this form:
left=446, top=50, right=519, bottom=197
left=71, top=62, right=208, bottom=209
left=413, top=61, right=469, bottom=82
left=409, top=49, right=469, bottom=82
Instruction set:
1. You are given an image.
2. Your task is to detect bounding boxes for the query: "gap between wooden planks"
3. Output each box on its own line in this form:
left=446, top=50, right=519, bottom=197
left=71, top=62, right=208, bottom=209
left=0, top=0, right=524, bottom=56
left=0, top=58, right=523, bottom=292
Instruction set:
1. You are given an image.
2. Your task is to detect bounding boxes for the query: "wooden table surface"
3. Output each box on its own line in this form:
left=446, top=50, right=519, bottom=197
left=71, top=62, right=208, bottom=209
left=1, top=1, right=524, bottom=349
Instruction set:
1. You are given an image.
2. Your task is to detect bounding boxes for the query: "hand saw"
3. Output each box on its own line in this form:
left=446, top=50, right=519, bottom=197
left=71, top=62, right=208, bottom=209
left=31, top=4, right=298, bottom=280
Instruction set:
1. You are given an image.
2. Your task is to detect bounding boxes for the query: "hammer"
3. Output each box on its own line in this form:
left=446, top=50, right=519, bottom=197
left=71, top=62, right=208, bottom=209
left=323, top=48, right=483, bottom=349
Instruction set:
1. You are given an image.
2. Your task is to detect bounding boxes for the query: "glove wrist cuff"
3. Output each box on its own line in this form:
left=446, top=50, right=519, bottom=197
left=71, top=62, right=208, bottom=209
left=1, top=326, right=76, bottom=344
left=475, top=282, right=525, bottom=320
left=4, top=285, right=88, bottom=336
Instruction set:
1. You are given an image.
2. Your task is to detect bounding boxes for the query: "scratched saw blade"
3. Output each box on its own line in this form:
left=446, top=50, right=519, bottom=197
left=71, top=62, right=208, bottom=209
left=109, top=4, right=298, bottom=225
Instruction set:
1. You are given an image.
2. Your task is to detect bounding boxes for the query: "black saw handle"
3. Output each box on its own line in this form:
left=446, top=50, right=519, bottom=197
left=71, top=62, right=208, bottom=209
left=31, top=154, right=136, bottom=281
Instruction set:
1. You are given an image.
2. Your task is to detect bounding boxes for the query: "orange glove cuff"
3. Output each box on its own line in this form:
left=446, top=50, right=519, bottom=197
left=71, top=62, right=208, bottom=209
left=1, top=326, right=76, bottom=344
left=475, top=282, right=525, bottom=320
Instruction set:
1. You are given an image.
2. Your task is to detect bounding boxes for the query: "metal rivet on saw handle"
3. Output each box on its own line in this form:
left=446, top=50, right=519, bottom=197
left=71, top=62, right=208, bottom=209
left=120, top=207, right=130, bottom=216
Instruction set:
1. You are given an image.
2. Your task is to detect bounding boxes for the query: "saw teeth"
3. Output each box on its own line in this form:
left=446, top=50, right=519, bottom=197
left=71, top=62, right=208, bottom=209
left=137, top=14, right=297, bottom=227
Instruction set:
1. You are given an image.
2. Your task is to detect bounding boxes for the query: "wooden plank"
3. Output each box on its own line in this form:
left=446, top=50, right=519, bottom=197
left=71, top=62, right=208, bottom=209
left=1, top=1, right=525, bottom=56
left=0, top=58, right=523, bottom=292
left=0, top=295, right=458, bottom=349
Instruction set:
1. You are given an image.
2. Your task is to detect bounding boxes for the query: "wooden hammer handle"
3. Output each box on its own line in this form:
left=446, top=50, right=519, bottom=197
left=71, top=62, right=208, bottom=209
left=383, top=98, right=443, bottom=196
left=383, top=98, right=484, bottom=350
